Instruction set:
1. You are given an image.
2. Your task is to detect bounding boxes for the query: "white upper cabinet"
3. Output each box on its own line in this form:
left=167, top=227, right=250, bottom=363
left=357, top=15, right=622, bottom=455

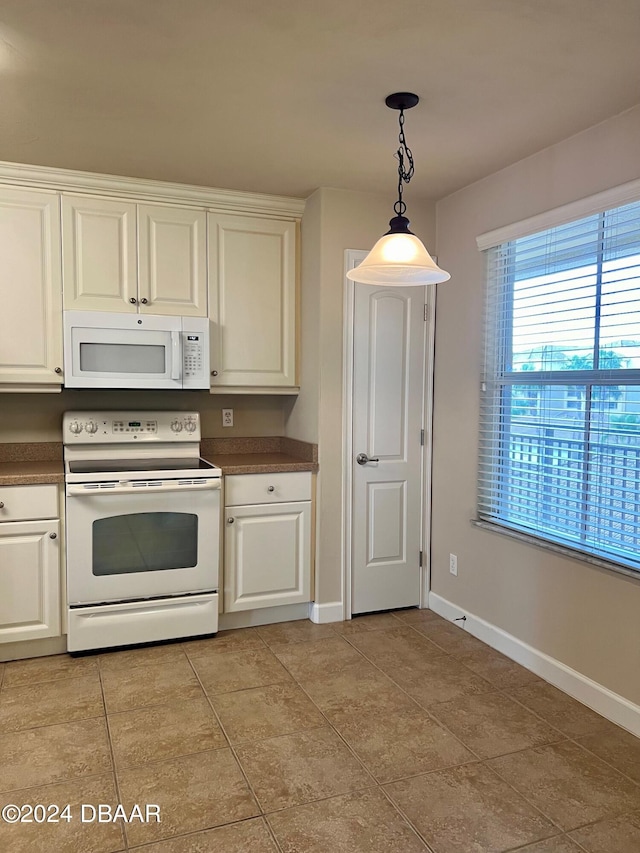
left=208, top=214, right=297, bottom=391
left=0, top=162, right=303, bottom=393
left=62, top=195, right=137, bottom=312
left=138, top=205, right=207, bottom=316
left=0, top=187, right=63, bottom=388
left=63, top=196, right=207, bottom=317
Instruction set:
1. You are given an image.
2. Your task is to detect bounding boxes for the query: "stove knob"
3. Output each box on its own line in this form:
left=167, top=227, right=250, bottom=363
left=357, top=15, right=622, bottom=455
left=85, top=420, right=98, bottom=434
left=184, top=419, right=197, bottom=433
left=170, top=419, right=183, bottom=433
left=69, top=420, right=83, bottom=435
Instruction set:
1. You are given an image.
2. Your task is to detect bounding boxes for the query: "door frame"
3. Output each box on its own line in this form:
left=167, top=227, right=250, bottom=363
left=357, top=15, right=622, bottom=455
left=341, top=250, right=436, bottom=619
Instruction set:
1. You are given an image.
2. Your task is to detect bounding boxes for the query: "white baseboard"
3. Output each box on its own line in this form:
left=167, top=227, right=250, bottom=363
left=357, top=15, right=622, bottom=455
left=309, top=601, right=344, bottom=624
left=428, top=592, right=640, bottom=738
left=0, top=635, right=67, bottom=663
left=218, top=603, right=311, bottom=631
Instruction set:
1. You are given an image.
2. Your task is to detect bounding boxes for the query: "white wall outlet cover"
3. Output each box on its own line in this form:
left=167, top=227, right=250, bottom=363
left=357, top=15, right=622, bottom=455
left=222, top=408, right=234, bottom=427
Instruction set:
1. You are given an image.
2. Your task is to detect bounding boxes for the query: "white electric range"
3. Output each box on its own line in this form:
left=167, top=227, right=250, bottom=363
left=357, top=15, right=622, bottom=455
left=63, top=411, right=221, bottom=652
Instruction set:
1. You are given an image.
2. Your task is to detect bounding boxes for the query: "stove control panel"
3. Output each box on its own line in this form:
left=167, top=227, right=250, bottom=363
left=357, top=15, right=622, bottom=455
left=63, top=411, right=201, bottom=443
left=113, top=420, right=158, bottom=434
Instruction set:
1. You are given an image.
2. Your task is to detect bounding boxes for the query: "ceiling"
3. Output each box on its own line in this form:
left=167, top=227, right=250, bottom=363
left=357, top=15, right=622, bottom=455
left=1, top=0, right=639, bottom=201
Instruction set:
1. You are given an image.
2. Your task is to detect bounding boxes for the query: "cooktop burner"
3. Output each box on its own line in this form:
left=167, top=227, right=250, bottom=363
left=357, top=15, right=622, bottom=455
left=68, top=458, right=217, bottom=475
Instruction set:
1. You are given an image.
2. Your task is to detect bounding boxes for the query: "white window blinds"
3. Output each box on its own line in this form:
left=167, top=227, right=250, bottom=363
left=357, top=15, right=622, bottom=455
left=479, top=199, right=640, bottom=574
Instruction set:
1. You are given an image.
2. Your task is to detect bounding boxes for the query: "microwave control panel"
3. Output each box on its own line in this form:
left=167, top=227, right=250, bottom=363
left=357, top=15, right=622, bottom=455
left=183, top=333, right=204, bottom=380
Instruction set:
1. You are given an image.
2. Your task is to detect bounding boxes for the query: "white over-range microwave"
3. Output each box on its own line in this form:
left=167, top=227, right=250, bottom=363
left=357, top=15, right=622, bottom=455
left=63, top=311, right=210, bottom=390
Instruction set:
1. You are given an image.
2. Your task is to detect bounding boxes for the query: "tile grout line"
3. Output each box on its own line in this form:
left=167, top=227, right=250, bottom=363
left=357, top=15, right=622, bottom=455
left=188, top=626, right=433, bottom=847
left=263, top=624, right=477, bottom=848
left=376, top=784, right=440, bottom=853
left=497, top=683, right=640, bottom=790
left=337, top=625, right=493, bottom=764
left=98, top=661, right=130, bottom=853
left=336, top=621, right=582, bottom=836
left=0, top=709, right=109, bottom=736
left=502, top=831, right=582, bottom=852
left=183, top=647, right=285, bottom=853
left=0, top=769, right=124, bottom=800
left=402, top=625, right=614, bottom=836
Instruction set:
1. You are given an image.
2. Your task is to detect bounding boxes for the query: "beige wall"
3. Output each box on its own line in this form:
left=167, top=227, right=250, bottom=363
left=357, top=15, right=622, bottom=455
left=432, top=105, right=640, bottom=705
left=0, top=391, right=285, bottom=442
left=283, top=191, right=322, bottom=444
left=287, top=187, right=436, bottom=605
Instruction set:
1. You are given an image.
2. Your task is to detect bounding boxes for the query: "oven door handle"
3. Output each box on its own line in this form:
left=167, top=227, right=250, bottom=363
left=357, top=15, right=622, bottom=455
left=66, top=480, right=221, bottom=497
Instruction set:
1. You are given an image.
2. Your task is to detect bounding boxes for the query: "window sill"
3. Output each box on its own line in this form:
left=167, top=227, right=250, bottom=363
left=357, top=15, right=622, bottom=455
left=471, top=519, right=640, bottom=584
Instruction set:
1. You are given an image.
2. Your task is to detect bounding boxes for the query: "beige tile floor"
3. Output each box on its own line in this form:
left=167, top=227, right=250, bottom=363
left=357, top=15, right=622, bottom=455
left=0, top=610, right=638, bottom=852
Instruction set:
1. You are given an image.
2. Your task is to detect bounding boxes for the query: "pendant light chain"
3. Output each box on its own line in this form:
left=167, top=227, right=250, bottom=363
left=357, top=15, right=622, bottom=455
left=394, top=108, right=415, bottom=217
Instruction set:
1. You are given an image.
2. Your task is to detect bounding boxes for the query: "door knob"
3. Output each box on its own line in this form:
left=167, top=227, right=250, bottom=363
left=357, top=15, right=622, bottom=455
left=129, top=297, right=137, bottom=304
left=356, top=453, right=380, bottom=465
left=227, top=517, right=234, bottom=524
left=49, top=532, right=57, bottom=539
left=140, top=298, right=148, bottom=304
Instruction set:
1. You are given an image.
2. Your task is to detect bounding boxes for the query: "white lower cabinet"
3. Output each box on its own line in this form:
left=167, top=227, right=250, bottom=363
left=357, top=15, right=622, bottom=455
left=223, top=473, right=311, bottom=612
left=0, top=510, right=61, bottom=643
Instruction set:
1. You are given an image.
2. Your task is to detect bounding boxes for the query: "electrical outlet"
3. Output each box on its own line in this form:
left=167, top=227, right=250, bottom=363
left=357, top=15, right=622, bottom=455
left=222, top=408, right=234, bottom=428
left=449, top=553, right=458, bottom=576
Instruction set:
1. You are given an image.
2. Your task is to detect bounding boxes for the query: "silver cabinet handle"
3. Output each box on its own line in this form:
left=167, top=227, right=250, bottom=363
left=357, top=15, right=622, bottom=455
left=54, top=367, right=63, bottom=374
left=49, top=532, right=57, bottom=539
left=267, top=485, right=275, bottom=492
left=211, top=370, right=218, bottom=377
left=0, top=501, right=4, bottom=508
left=356, top=453, right=380, bottom=465
left=129, top=297, right=137, bottom=304
left=140, top=298, right=148, bottom=304
left=227, top=517, right=234, bottom=524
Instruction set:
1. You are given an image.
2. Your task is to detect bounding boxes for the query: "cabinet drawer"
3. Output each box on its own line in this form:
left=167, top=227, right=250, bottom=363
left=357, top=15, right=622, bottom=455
left=225, top=472, right=311, bottom=506
left=0, top=484, right=58, bottom=522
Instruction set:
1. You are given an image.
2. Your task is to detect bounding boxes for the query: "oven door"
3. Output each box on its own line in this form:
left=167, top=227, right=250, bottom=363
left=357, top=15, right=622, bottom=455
left=65, top=480, right=220, bottom=605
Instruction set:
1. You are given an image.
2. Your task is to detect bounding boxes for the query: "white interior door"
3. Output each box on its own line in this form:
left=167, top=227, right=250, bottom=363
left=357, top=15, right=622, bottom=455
left=351, top=282, right=426, bottom=614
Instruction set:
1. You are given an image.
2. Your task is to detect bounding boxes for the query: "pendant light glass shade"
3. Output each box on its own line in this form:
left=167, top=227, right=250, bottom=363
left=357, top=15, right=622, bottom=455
left=346, top=230, right=450, bottom=285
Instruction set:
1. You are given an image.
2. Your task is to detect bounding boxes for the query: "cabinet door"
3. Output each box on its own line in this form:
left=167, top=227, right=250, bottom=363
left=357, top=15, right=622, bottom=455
left=0, top=188, right=63, bottom=387
left=0, top=520, right=61, bottom=643
left=62, top=195, right=137, bottom=311
left=138, top=205, right=207, bottom=316
left=208, top=214, right=297, bottom=388
left=224, top=502, right=310, bottom=611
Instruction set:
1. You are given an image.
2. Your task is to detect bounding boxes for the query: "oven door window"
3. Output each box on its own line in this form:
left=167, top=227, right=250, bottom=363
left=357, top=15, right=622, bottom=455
left=92, top=512, right=198, bottom=575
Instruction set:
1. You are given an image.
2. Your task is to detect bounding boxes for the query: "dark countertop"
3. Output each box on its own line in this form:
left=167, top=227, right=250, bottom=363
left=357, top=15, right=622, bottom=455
left=0, top=443, right=64, bottom=486
left=0, top=460, right=65, bottom=486
left=200, top=436, right=318, bottom=475
left=203, top=452, right=318, bottom=475
left=0, top=436, right=318, bottom=484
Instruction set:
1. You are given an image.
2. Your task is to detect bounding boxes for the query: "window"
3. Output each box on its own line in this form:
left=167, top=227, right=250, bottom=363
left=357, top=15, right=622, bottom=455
left=479, top=199, right=640, bottom=574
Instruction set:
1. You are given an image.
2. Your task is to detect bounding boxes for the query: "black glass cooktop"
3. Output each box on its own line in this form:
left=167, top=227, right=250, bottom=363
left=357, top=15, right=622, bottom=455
left=68, top=458, right=217, bottom=474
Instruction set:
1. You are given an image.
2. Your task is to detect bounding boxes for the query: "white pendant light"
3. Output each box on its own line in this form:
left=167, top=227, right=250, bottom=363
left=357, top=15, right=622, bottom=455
left=347, top=92, right=450, bottom=286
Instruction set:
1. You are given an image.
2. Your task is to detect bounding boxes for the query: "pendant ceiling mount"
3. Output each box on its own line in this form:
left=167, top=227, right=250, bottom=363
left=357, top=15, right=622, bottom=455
left=346, top=91, right=451, bottom=286
left=384, top=92, right=419, bottom=111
